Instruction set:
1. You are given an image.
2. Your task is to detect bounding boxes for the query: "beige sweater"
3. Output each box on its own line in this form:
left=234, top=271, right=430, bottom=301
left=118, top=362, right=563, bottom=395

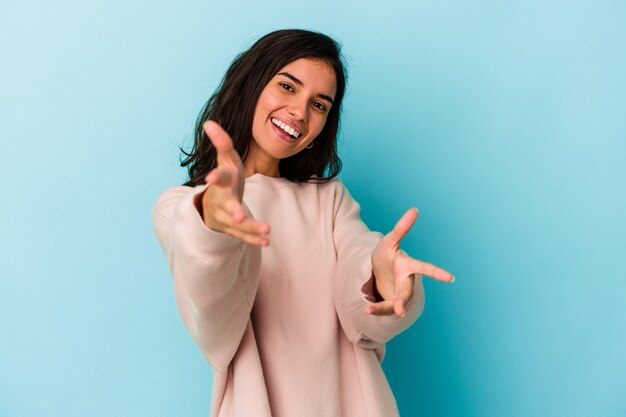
left=153, top=174, right=424, bottom=417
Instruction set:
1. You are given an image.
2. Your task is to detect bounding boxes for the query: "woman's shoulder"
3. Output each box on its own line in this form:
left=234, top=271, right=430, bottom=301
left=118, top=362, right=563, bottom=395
left=153, top=184, right=207, bottom=220
left=155, top=184, right=199, bottom=204
left=318, top=177, right=350, bottom=194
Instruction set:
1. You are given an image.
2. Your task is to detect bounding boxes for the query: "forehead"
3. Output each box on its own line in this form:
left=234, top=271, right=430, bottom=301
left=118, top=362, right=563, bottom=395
left=274, top=58, right=337, bottom=98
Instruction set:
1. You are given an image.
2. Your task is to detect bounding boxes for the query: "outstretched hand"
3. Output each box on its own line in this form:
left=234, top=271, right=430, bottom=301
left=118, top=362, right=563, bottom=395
left=199, top=121, right=270, bottom=246
left=367, top=208, right=454, bottom=316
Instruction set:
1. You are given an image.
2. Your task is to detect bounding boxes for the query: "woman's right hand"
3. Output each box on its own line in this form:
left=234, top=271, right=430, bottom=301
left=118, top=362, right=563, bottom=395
left=199, top=121, right=270, bottom=246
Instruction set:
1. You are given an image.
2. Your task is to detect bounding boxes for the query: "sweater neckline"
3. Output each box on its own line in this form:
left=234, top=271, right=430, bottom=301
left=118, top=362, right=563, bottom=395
left=245, top=173, right=301, bottom=189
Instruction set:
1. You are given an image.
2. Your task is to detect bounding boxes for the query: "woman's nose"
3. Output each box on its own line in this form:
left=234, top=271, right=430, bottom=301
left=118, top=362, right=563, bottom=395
left=287, top=97, right=308, bottom=122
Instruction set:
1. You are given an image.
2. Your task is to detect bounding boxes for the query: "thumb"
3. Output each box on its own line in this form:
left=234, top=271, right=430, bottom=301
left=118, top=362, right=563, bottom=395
left=203, top=120, right=237, bottom=161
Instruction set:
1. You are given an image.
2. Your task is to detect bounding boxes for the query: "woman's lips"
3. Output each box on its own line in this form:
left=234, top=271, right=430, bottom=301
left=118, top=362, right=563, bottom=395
left=271, top=122, right=298, bottom=143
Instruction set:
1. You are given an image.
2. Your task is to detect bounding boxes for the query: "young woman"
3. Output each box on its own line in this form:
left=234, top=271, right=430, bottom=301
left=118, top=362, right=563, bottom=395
left=153, top=29, right=453, bottom=417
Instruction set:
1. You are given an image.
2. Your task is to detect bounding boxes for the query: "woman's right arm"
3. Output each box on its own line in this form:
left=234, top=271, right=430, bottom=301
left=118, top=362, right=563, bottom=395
left=152, top=121, right=269, bottom=372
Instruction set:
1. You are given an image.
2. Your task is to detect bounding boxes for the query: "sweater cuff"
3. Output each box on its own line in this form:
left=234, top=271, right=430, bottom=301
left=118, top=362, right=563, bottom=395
left=359, top=271, right=419, bottom=314
left=360, top=273, right=384, bottom=303
left=349, top=260, right=421, bottom=344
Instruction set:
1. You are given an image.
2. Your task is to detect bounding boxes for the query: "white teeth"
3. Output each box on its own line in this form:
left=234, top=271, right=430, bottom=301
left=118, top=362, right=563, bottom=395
left=271, top=117, right=301, bottom=138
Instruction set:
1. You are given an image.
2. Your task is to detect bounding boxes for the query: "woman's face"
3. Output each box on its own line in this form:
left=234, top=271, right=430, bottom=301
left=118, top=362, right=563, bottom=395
left=247, top=57, right=337, bottom=176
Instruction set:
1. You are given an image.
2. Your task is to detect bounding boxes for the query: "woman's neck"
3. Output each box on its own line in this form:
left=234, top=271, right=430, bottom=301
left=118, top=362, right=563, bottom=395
left=244, top=144, right=280, bottom=178
left=244, top=164, right=279, bottom=178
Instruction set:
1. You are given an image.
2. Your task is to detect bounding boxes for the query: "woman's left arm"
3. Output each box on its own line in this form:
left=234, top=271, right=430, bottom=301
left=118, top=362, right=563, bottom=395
left=331, top=181, right=453, bottom=350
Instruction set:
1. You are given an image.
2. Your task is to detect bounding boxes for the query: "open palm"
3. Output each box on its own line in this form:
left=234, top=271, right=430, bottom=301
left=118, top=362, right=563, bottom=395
left=368, top=208, right=454, bottom=316
left=200, top=121, right=270, bottom=246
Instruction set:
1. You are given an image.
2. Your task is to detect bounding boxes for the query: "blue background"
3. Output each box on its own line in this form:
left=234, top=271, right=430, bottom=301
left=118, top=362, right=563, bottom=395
left=1, top=0, right=625, bottom=416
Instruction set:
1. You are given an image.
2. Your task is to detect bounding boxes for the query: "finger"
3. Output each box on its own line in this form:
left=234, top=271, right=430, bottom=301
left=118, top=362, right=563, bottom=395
left=210, top=195, right=271, bottom=235
left=406, top=258, right=454, bottom=283
left=203, top=120, right=235, bottom=155
left=223, top=225, right=270, bottom=247
left=205, top=168, right=232, bottom=187
left=233, top=205, right=245, bottom=224
left=393, top=278, right=415, bottom=317
left=205, top=181, right=247, bottom=222
left=393, top=298, right=406, bottom=317
left=225, top=216, right=271, bottom=236
left=221, top=199, right=268, bottom=231
left=221, top=198, right=245, bottom=224
left=365, top=299, right=396, bottom=316
left=237, top=218, right=270, bottom=235
left=383, top=208, right=419, bottom=247
left=213, top=206, right=270, bottom=235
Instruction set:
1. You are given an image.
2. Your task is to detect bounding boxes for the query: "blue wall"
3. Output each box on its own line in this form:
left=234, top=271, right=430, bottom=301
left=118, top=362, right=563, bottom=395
left=1, top=1, right=624, bottom=416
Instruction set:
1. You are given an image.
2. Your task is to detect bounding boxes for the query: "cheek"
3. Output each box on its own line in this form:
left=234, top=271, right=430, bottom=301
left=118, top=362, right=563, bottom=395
left=252, top=92, right=275, bottom=130
left=256, top=89, right=282, bottom=114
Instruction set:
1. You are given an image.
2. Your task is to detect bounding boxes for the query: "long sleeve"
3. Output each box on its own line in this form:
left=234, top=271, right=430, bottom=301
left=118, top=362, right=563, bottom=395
left=331, top=181, right=425, bottom=358
left=152, top=185, right=262, bottom=371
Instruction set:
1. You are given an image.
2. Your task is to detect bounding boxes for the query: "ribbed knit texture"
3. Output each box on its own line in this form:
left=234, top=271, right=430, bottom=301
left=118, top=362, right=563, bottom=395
left=153, top=174, right=425, bottom=417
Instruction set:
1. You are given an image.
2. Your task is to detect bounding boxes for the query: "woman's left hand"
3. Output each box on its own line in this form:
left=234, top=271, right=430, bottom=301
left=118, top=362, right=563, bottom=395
left=367, top=208, right=454, bottom=316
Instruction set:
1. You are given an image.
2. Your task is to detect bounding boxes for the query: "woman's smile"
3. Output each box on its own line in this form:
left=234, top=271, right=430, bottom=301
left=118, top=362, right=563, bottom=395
left=270, top=120, right=299, bottom=144
left=271, top=117, right=302, bottom=139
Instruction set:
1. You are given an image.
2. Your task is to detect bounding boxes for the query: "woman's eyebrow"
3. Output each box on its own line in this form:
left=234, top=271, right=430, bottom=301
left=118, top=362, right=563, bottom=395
left=277, top=72, right=334, bottom=104
left=277, top=72, right=303, bottom=86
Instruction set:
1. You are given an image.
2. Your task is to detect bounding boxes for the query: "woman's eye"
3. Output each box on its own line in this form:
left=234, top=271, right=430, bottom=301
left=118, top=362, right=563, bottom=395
left=312, top=101, right=327, bottom=112
left=279, top=82, right=294, bottom=92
